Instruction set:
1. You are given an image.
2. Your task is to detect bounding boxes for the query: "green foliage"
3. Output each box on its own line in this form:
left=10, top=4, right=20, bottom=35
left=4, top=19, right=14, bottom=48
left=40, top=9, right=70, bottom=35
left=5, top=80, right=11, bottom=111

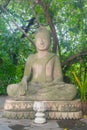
left=72, top=72, right=87, bottom=101
left=0, top=0, right=87, bottom=96
left=0, top=11, right=35, bottom=95
left=0, top=61, right=24, bottom=95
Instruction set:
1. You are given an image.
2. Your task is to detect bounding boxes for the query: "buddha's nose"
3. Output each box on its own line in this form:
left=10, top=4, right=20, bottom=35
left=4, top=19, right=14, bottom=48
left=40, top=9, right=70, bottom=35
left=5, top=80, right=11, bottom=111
left=40, top=40, right=44, bottom=45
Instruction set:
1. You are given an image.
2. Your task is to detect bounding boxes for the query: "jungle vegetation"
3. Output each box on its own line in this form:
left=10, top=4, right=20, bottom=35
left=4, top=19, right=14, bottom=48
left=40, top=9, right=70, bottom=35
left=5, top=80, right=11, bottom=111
left=0, top=0, right=87, bottom=100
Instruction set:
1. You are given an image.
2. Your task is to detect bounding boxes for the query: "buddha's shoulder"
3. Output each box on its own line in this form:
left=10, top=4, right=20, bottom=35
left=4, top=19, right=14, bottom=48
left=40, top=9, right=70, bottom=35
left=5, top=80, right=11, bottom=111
left=26, top=54, right=36, bottom=61
left=26, top=53, right=57, bottom=61
left=47, top=52, right=57, bottom=58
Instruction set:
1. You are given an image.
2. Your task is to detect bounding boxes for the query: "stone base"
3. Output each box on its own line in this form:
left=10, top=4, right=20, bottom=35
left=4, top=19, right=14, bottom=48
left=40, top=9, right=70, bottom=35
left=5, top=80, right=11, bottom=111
left=3, top=110, right=82, bottom=119
left=3, top=99, right=82, bottom=119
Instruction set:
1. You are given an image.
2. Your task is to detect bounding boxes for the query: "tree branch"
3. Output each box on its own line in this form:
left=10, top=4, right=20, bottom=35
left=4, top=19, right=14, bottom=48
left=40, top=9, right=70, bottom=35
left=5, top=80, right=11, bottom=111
left=30, top=0, right=41, bottom=26
left=3, top=0, right=10, bottom=8
left=0, top=0, right=10, bottom=13
left=37, top=0, right=61, bottom=56
left=62, top=50, right=87, bottom=67
left=1, top=6, right=34, bottom=45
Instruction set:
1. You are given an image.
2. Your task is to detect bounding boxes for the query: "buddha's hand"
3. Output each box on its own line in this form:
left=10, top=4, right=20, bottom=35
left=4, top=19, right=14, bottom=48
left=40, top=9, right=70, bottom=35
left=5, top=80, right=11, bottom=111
left=18, top=81, right=27, bottom=96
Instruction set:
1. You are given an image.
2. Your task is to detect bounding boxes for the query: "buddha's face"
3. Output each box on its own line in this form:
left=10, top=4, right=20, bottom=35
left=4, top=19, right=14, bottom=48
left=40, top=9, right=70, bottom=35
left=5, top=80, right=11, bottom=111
left=35, top=34, right=50, bottom=51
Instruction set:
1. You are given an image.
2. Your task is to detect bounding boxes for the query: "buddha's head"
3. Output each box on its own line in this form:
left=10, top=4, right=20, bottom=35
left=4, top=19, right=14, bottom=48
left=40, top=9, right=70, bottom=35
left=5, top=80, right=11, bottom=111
left=35, top=26, right=51, bottom=51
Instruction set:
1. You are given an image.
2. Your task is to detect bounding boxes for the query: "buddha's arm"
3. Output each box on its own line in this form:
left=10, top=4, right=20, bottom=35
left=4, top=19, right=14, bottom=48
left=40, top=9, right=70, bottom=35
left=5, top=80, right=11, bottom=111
left=53, top=56, right=63, bottom=82
left=45, top=55, right=63, bottom=86
left=17, top=56, right=32, bottom=95
left=22, top=56, right=32, bottom=83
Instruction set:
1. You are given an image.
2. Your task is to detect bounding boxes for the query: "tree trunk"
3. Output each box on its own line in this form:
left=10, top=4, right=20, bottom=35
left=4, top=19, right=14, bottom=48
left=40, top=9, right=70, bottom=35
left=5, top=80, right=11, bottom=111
left=38, top=0, right=61, bottom=57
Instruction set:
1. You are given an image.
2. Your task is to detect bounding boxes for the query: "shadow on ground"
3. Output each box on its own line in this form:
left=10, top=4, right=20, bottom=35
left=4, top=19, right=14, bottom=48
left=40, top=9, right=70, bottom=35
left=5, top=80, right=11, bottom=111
left=9, top=125, right=25, bottom=130
left=8, top=119, right=87, bottom=130
left=57, top=119, right=87, bottom=130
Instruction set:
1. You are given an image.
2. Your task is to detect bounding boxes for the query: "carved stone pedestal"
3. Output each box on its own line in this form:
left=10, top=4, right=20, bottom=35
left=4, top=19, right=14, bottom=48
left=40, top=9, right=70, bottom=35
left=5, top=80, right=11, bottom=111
left=33, top=101, right=47, bottom=124
left=3, top=98, right=82, bottom=119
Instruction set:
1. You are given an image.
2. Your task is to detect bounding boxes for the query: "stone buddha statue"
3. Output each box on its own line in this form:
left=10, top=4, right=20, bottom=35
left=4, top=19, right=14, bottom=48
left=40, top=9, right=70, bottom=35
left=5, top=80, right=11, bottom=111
left=7, top=26, right=77, bottom=101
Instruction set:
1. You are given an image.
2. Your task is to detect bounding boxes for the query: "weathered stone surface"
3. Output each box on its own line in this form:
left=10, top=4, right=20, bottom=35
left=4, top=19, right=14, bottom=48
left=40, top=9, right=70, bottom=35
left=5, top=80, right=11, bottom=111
left=4, top=99, right=34, bottom=111
left=3, top=99, right=82, bottom=119
left=3, top=110, right=82, bottom=119
left=33, top=101, right=47, bottom=124
left=3, top=27, right=82, bottom=120
left=7, top=26, right=77, bottom=101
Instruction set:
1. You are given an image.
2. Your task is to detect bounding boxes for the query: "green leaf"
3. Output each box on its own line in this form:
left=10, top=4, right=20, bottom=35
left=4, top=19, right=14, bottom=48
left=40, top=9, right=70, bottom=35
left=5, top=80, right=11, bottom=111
left=72, top=72, right=82, bottom=89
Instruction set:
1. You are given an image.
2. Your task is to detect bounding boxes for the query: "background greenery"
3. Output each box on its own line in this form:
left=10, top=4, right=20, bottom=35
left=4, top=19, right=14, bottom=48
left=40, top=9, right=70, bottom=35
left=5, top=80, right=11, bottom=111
left=0, top=0, right=87, bottom=99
